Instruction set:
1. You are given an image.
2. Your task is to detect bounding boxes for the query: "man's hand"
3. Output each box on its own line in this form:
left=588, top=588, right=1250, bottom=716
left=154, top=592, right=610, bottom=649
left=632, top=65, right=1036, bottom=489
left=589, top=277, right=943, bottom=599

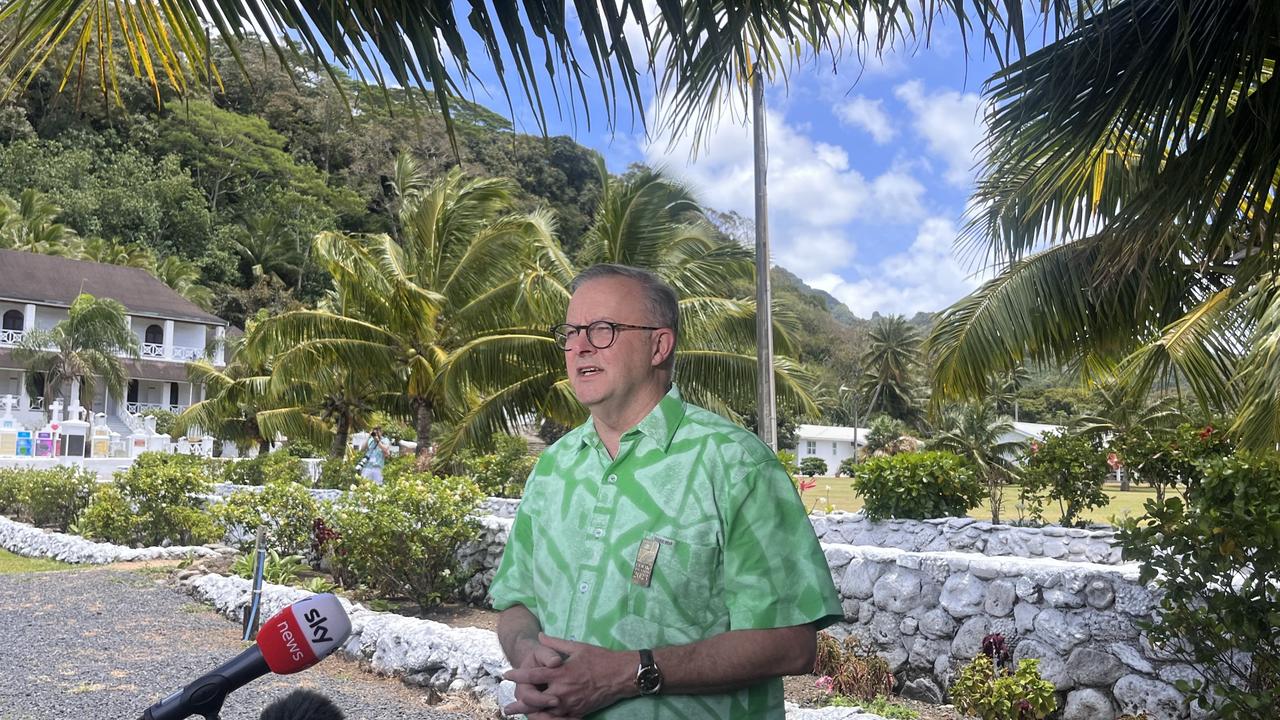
left=502, top=633, right=635, bottom=718
left=504, top=639, right=566, bottom=716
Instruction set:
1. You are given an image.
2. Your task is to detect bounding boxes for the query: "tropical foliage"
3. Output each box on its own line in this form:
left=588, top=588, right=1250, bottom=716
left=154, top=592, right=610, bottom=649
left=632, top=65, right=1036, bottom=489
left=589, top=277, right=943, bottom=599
left=930, top=0, right=1280, bottom=450
left=928, top=402, right=1022, bottom=523
left=13, top=293, right=137, bottom=415
left=858, top=316, right=924, bottom=425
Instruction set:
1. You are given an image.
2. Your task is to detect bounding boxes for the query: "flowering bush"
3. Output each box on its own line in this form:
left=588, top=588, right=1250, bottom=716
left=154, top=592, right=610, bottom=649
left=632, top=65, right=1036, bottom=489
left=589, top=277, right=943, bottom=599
left=1018, top=431, right=1110, bottom=526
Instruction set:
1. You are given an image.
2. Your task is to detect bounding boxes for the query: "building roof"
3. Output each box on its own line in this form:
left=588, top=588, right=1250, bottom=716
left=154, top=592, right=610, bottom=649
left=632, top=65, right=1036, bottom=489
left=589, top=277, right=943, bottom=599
left=1005, top=421, right=1063, bottom=440
left=0, top=249, right=225, bottom=325
left=796, top=424, right=868, bottom=444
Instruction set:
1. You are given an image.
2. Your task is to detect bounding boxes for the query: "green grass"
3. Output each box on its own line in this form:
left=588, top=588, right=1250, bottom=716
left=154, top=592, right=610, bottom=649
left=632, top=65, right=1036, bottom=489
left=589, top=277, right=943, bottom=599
left=799, top=477, right=1158, bottom=526
left=0, top=547, right=73, bottom=573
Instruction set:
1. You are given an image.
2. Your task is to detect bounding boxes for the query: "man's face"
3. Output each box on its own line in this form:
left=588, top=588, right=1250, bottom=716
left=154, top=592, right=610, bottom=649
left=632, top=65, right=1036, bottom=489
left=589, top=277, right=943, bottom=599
left=563, top=276, right=668, bottom=413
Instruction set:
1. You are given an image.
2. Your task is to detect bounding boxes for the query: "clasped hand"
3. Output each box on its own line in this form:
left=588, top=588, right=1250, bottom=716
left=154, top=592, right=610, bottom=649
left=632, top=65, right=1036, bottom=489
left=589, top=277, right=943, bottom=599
left=503, top=633, right=632, bottom=719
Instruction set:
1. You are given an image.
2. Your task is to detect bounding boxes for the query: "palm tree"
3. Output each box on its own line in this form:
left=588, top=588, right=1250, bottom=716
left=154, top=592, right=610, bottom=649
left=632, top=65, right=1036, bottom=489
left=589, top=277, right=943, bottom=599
left=859, top=316, right=923, bottom=424
left=246, top=158, right=553, bottom=462
left=71, top=237, right=155, bottom=269
left=152, top=256, right=215, bottom=310
left=0, top=3, right=1082, bottom=151
left=0, top=189, right=79, bottom=254
left=13, top=293, right=138, bottom=416
left=231, top=223, right=303, bottom=287
left=177, top=336, right=276, bottom=455
left=929, top=0, right=1280, bottom=448
left=929, top=401, right=1023, bottom=523
left=441, top=161, right=820, bottom=452
left=1073, top=380, right=1183, bottom=491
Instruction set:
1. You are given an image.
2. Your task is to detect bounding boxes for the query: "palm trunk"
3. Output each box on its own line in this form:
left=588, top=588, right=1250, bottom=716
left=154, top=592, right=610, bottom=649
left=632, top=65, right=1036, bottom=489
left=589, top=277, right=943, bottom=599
left=258, top=438, right=272, bottom=455
left=330, top=414, right=351, bottom=459
left=414, top=400, right=433, bottom=469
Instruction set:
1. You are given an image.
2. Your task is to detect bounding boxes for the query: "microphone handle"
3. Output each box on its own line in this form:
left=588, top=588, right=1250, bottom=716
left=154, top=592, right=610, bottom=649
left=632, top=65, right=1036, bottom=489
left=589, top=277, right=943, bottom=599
left=142, top=645, right=270, bottom=720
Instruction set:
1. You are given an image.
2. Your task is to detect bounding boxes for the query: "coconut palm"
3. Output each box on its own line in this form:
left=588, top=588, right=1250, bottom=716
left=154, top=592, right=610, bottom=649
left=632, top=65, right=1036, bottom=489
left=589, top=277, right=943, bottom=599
left=0, top=2, right=1083, bottom=150
left=929, top=401, right=1023, bottom=523
left=13, top=293, right=138, bottom=416
left=71, top=237, right=155, bottom=269
left=152, top=255, right=215, bottom=310
left=929, top=0, right=1280, bottom=448
left=440, top=160, right=819, bottom=453
left=0, top=189, right=79, bottom=254
left=244, top=157, right=554, bottom=462
left=177, top=337, right=276, bottom=455
left=859, top=316, right=923, bottom=424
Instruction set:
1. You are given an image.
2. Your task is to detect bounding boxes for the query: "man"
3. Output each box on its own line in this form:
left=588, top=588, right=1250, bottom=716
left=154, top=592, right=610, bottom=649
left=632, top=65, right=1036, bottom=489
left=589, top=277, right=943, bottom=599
left=359, top=427, right=390, bottom=483
left=489, top=264, right=841, bottom=719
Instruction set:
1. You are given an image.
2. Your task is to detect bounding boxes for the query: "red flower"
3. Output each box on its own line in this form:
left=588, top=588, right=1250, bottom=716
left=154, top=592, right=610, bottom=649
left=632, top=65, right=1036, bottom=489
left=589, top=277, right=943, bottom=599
left=1107, top=452, right=1122, bottom=471
left=1198, top=424, right=1215, bottom=440
left=798, top=479, right=817, bottom=493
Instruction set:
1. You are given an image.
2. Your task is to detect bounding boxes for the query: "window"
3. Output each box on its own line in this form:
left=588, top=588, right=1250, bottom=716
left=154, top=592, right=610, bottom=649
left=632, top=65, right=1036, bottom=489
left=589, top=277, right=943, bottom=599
left=832, top=442, right=838, bottom=456
left=144, top=324, right=163, bottom=344
left=1, top=310, right=22, bottom=331
left=805, top=440, right=816, bottom=455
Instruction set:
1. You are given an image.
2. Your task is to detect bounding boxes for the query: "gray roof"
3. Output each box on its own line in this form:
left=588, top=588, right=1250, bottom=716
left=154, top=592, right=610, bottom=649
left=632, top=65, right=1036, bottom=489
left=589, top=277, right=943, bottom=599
left=0, top=249, right=226, bottom=325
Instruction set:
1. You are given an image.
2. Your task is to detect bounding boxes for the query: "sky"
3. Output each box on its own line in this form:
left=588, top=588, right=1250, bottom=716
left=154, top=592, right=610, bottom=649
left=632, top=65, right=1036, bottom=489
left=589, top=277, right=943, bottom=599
left=396, top=13, right=1026, bottom=320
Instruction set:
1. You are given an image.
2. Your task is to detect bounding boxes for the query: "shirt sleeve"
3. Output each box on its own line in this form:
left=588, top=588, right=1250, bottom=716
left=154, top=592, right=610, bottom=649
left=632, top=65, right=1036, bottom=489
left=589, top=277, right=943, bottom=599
left=487, top=486, right=538, bottom=613
left=720, top=458, right=842, bottom=631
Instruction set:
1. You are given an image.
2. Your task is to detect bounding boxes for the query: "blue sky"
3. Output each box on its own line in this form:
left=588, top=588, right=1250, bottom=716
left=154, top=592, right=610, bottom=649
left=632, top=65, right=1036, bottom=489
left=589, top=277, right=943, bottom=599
left=431, top=15, right=1021, bottom=319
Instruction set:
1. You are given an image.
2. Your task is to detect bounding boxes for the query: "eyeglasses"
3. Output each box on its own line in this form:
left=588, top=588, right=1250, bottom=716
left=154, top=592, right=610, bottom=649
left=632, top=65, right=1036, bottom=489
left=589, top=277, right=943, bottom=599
left=551, top=321, right=664, bottom=350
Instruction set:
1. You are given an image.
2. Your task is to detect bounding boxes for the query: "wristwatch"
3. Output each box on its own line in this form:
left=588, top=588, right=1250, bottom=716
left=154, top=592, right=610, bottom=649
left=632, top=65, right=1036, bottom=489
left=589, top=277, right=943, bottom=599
left=635, top=648, right=663, bottom=695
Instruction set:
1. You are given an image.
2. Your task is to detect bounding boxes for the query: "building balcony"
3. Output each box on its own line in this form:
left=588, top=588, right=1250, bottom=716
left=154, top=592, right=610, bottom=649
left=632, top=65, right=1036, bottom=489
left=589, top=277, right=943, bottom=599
left=0, top=328, right=24, bottom=345
left=4, top=331, right=211, bottom=365
left=126, top=401, right=189, bottom=414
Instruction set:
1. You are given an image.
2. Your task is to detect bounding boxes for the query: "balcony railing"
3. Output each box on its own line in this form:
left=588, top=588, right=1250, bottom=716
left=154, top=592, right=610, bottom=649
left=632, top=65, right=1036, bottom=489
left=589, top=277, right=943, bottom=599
left=0, top=328, right=25, bottom=345
left=2, top=327, right=215, bottom=364
left=140, top=342, right=166, bottom=359
left=127, top=402, right=187, bottom=414
left=170, top=345, right=202, bottom=361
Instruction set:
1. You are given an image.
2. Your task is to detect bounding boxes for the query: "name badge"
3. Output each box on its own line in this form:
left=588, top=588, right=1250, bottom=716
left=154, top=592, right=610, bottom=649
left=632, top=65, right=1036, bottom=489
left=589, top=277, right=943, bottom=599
left=632, top=536, right=673, bottom=587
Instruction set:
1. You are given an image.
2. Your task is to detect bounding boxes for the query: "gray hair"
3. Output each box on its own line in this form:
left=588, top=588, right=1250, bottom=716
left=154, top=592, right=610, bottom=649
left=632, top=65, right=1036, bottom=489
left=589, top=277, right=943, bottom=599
left=570, top=263, right=680, bottom=348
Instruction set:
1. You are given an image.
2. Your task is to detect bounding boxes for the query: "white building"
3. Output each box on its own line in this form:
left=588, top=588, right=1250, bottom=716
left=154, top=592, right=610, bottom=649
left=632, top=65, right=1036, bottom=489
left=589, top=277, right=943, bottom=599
left=998, top=421, right=1064, bottom=461
left=0, top=249, right=228, bottom=435
left=795, top=424, right=868, bottom=475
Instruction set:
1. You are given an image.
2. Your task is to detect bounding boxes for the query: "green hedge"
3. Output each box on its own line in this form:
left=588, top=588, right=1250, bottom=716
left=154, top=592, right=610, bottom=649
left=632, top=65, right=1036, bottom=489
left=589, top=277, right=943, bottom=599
left=73, top=453, right=219, bottom=547
left=0, top=466, right=98, bottom=531
left=852, top=451, right=985, bottom=520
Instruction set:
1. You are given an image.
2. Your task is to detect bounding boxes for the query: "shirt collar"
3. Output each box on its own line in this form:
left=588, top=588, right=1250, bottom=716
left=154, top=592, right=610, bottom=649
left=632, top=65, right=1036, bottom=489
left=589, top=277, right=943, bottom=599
left=579, top=384, right=686, bottom=454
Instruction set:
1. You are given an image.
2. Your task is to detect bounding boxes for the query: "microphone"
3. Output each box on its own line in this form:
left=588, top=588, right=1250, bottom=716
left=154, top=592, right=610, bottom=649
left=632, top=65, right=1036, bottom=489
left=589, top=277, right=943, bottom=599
left=142, top=593, right=353, bottom=720
left=260, top=689, right=345, bottom=720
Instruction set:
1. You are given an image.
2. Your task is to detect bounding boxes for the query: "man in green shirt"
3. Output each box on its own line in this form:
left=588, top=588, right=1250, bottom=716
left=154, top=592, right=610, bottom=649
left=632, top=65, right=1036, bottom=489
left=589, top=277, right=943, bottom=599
left=490, top=264, right=841, bottom=719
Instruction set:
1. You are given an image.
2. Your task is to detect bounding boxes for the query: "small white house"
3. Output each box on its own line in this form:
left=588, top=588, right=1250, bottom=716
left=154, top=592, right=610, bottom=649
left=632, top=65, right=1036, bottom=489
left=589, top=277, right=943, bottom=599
left=795, top=424, right=867, bottom=475
left=998, top=421, right=1064, bottom=462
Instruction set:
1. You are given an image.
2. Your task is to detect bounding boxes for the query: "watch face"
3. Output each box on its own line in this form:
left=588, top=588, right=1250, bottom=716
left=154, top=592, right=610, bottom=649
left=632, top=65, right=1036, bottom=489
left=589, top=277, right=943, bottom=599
left=637, top=666, right=662, bottom=694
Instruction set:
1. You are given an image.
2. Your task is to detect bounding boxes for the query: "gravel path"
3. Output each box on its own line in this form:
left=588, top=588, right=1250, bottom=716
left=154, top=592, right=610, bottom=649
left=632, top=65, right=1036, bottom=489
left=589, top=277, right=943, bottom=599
left=0, top=566, right=485, bottom=720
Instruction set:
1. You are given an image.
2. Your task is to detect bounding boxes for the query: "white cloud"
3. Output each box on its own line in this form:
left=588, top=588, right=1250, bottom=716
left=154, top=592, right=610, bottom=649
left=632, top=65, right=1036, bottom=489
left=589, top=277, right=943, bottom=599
left=811, top=216, right=986, bottom=318
left=894, top=80, right=986, bottom=186
left=834, top=96, right=896, bottom=144
left=644, top=106, right=926, bottom=278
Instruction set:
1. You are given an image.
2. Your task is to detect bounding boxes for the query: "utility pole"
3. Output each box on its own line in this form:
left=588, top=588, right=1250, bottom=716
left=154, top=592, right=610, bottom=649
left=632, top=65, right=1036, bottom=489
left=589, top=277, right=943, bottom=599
left=752, top=61, right=777, bottom=451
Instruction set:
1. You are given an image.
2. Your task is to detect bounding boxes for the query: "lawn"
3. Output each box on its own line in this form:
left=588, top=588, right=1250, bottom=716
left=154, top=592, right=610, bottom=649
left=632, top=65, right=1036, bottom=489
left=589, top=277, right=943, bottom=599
left=799, top=477, right=1159, bottom=526
left=0, top=548, right=72, bottom=573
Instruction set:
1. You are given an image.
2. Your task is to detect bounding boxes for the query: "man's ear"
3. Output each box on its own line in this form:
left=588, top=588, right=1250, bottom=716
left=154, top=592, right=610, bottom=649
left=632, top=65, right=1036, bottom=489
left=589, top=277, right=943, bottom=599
left=650, top=328, right=675, bottom=367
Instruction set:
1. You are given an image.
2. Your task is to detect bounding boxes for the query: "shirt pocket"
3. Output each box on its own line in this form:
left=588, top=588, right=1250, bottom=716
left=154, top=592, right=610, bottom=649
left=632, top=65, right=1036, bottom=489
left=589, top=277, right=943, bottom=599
left=625, top=531, right=722, bottom=636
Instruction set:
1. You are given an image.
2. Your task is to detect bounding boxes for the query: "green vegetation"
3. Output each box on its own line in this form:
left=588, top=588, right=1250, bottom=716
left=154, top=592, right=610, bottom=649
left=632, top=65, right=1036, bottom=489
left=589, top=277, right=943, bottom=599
left=0, top=548, right=70, bottom=573
left=0, top=465, right=97, bottom=531
left=851, top=451, right=985, bottom=521
left=457, top=434, right=538, bottom=499
left=950, top=654, right=1057, bottom=720
left=73, top=453, right=218, bottom=547
left=813, top=633, right=894, bottom=702
left=213, top=478, right=321, bottom=557
left=1118, top=452, right=1280, bottom=718
left=1018, top=431, right=1110, bottom=527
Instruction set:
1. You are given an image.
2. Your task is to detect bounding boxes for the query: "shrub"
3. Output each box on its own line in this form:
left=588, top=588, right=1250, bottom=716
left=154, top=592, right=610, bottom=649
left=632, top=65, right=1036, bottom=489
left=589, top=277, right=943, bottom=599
left=799, top=456, right=829, bottom=477
left=1116, top=451, right=1280, bottom=718
left=852, top=451, right=985, bottom=520
left=950, top=654, right=1057, bottom=720
left=232, top=550, right=306, bottom=585
left=217, top=454, right=268, bottom=486
left=776, top=449, right=798, bottom=477
left=0, top=466, right=97, bottom=531
left=212, top=478, right=321, bottom=556
left=1018, top=431, right=1110, bottom=526
left=216, top=450, right=305, bottom=487
left=73, top=452, right=219, bottom=547
left=813, top=633, right=894, bottom=701
left=1112, top=423, right=1233, bottom=502
left=326, top=470, right=483, bottom=609
left=282, top=440, right=323, bottom=459
left=138, top=408, right=178, bottom=437
left=315, top=457, right=360, bottom=490
left=458, top=433, right=536, bottom=498
left=863, top=416, right=908, bottom=457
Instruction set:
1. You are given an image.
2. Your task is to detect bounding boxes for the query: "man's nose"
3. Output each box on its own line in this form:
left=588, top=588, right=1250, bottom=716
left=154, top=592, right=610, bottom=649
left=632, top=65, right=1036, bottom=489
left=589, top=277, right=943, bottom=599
left=564, top=332, right=595, bottom=353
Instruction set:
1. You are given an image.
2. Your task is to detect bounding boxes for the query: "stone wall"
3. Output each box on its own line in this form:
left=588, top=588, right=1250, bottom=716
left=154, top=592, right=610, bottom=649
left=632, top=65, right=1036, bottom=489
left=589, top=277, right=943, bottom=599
left=824, top=544, right=1197, bottom=720
left=811, top=512, right=1122, bottom=565
left=454, top=517, right=1195, bottom=720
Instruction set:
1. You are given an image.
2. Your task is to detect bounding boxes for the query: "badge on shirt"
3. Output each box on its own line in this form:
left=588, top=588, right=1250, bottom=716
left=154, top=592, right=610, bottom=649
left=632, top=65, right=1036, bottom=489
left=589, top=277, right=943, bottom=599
left=632, top=535, right=672, bottom=587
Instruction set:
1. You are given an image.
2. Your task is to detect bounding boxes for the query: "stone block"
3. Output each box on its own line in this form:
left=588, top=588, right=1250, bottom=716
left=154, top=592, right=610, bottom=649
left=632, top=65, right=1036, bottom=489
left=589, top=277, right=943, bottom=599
left=840, top=560, right=886, bottom=600
left=1063, top=688, right=1115, bottom=720
left=984, top=579, right=1016, bottom=617
left=1084, top=578, right=1116, bottom=609
left=841, top=598, right=860, bottom=622
left=1034, top=608, right=1091, bottom=654
left=1109, top=642, right=1154, bottom=674
left=1114, top=674, right=1187, bottom=720
left=1015, top=576, right=1041, bottom=602
left=869, top=611, right=901, bottom=646
left=899, top=617, right=918, bottom=636
left=1044, top=587, right=1086, bottom=609
left=1067, top=647, right=1127, bottom=686
left=901, top=677, right=943, bottom=704
left=1043, top=538, right=1068, bottom=558
left=940, top=573, right=986, bottom=618
left=873, top=567, right=928, bottom=613
left=908, top=637, right=948, bottom=671
left=951, top=616, right=990, bottom=661
left=918, top=608, right=956, bottom=639
left=1013, top=639, right=1068, bottom=687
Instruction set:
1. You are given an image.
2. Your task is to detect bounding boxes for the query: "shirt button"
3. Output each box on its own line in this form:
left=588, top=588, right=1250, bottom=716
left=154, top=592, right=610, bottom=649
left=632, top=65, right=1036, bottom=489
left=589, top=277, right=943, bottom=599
left=578, top=582, right=589, bottom=593
left=569, top=635, right=577, bottom=641
left=607, top=474, right=618, bottom=483
left=592, top=528, right=604, bottom=539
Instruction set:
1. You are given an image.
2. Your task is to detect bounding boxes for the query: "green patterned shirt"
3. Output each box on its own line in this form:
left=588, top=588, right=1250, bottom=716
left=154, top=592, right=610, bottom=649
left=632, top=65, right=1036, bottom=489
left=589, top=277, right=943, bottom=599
left=489, top=385, right=842, bottom=719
